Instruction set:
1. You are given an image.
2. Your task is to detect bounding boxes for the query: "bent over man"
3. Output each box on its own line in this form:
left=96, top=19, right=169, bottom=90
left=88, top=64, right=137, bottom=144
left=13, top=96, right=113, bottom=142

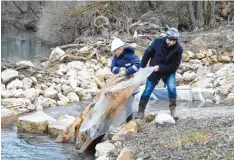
left=138, top=28, right=183, bottom=120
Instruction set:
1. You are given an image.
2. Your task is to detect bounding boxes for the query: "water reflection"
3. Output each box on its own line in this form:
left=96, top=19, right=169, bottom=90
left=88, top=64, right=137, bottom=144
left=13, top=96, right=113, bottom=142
left=1, top=33, right=51, bottom=60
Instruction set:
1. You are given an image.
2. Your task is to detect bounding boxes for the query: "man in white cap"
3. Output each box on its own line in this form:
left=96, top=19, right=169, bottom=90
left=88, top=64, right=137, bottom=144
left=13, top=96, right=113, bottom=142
left=110, top=38, right=141, bottom=122
left=110, top=38, right=140, bottom=77
left=138, top=27, right=183, bottom=120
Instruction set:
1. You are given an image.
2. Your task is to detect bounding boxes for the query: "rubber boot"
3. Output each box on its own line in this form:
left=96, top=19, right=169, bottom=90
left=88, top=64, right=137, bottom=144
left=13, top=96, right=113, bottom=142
left=126, top=114, right=133, bottom=123
left=169, top=98, right=179, bottom=120
left=136, top=99, right=149, bottom=119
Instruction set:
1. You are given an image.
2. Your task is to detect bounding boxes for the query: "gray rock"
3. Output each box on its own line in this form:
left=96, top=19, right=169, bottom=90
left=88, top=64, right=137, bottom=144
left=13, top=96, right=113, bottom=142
left=1, top=69, right=19, bottom=83
left=95, top=141, right=116, bottom=157
left=67, top=61, right=86, bottom=71
left=96, top=67, right=112, bottom=81
left=61, top=84, right=73, bottom=96
left=58, top=92, right=70, bottom=104
left=48, top=114, right=75, bottom=136
left=2, top=98, right=35, bottom=113
left=201, top=88, right=214, bottom=100
left=14, top=89, right=25, bottom=98
left=67, top=92, right=79, bottom=102
left=44, top=87, right=58, bottom=99
left=49, top=47, right=65, bottom=62
left=182, top=71, right=196, bottom=82
left=24, top=88, right=37, bottom=102
left=17, top=111, right=56, bottom=134
left=31, top=77, right=38, bottom=84
left=1, top=90, right=14, bottom=98
left=34, top=96, right=57, bottom=108
left=22, top=77, right=33, bottom=89
left=7, top=78, right=23, bottom=90
left=16, top=61, right=35, bottom=69
left=68, top=76, right=79, bottom=89
left=1, top=107, right=18, bottom=126
left=1, top=83, right=6, bottom=91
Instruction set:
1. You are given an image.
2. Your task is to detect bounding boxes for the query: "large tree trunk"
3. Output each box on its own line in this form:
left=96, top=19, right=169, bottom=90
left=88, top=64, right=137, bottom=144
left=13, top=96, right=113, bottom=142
left=187, top=1, right=197, bottom=29
left=196, top=1, right=204, bottom=27
left=209, top=1, right=216, bottom=27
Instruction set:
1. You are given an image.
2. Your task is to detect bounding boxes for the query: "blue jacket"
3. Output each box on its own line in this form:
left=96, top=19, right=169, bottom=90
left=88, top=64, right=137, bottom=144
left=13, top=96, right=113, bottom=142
left=141, top=37, right=183, bottom=81
left=111, top=46, right=141, bottom=75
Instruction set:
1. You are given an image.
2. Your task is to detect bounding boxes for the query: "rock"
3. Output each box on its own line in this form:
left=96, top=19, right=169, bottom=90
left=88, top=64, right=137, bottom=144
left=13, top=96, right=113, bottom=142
left=1, top=90, right=14, bottom=98
left=16, top=61, right=35, bottom=69
left=182, top=71, right=196, bottom=82
left=177, top=88, right=193, bottom=101
left=210, top=55, right=218, bottom=62
left=36, top=105, right=43, bottom=111
left=1, top=107, right=18, bottom=127
left=176, top=73, right=183, bottom=84
left=58, top=64, right=68, bottom=74
left=6, top=78, right=23, bottom=90
left=186, top=51, right=195, bottom=58
left=191, top=88, right=205, bottom=101
left=91, top=59, right=98, bottom=64
left=189, top=59, right=202, bottom=65
left=49, top=47, right=65, bottom=62
left=201, top=88, right=214, bottom=100
left=192, top=77, right=214, bottom=88
left=96, top=67, right=112, bottom=81
left=99, top=57, right=107, bottom=65
left=67, top=61, right=86, bottom=71
left=1, top=83, right=6, bottom=91
left=77, top=70, right=93, bottom=81
left=95, top=141, right=116, bottom=157
left=44, top=87, right=58, bottom=99
left=17, top=111, right=56, bottom=134
left=2, top=98, right=35, bottom=113
left=48, top=114, right=76, bottom=136
left=219, top=84, right=233, bottom=96
left=79, top=46, right=91, bottom=53
left=37, top=74, right=43, bottom=78
left=81, top=92, right=92, bottom=100
left=31, top=77, right=37, bottom=84
left=1, top=69, right=19, bottom=83
left=34, top=96, right=57, bottom=108
left=68, top=76, right=79, bottom=89
left=96, top=156, right=110, bottom=160
left=206, top=49, right=213, bottom=57
left=14, top=89, right=25, bottom=98
left=60, top=78, right=70, bottom=85
left=67, top=92, right=79, bottom=102
left=182, top=54, right=190, bottom=62
left=24, top=88, right=37, bottom=101
left=217, top=56, right=230, bottom=63
left=221, top=93, right=234, bottom=104
left=85, top=88, right=99, bottom=96
left=61, top=84, right=73, bottom=96
left=154, top=113, right=175, bottom=125
left=117, top=148, right=134, bottom=160
left=58, top=92, right=70, bottom=104
left=195, top=52, right=205, bottom=59
left=54, top=85, right=62, bottom=93
left=22, top=77, right=33, bottom=89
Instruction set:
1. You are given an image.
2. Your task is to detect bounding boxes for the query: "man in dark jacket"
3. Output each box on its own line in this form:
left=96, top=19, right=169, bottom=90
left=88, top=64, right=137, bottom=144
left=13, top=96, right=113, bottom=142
left=110, top=38, right=141, bottom=77
left=138, top=28, right=183, bottom=120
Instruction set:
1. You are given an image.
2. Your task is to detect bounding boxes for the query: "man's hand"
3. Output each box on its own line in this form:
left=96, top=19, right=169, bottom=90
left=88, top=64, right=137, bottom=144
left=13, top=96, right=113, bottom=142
left=118, top=70, right=126, bottom=77
left=154, top=65, right=159, bottom=72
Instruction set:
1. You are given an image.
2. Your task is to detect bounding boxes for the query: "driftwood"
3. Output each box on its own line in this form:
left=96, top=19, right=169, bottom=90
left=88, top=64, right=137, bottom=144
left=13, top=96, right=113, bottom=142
left=59, top=53, right=87, bottom=62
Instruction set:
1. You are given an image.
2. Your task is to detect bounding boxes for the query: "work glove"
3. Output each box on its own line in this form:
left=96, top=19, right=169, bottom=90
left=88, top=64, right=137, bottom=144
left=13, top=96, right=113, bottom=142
left=118, top=70, right=126, bottom=77
left=120, top=67, right=126, bottom=72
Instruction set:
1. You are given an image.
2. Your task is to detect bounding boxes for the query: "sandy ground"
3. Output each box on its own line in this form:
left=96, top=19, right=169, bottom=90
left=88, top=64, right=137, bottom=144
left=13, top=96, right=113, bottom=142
left=120, top=105, right=234, bottom=160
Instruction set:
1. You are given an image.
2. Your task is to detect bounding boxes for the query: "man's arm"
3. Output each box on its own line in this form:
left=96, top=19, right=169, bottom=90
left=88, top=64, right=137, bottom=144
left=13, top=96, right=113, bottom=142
left=158, top=47, right=183, bottom=73
left=125, top=54, right=141, bottom=75
left=110, top=57, right=120, bottom=74
left=141, top=39, right=157, bottom=68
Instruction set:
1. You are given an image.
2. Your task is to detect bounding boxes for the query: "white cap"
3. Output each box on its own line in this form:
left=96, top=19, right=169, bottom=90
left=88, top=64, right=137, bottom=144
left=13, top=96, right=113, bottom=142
left=111, top=38, right=125, bottom=52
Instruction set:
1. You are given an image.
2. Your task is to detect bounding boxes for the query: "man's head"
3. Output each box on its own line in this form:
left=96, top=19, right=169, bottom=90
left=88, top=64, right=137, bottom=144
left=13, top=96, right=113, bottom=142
left=111, top=38, right=125, bottom=56
left=165, top=28, right=180, bottom=48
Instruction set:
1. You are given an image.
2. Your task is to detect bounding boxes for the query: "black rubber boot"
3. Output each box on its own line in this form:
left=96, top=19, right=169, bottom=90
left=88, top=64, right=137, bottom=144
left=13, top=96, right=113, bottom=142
left=136, top=99, right=149, bottom=119
left=169, top=98, right=179, bottom=120
left=126, top=114, right=133, bottom=123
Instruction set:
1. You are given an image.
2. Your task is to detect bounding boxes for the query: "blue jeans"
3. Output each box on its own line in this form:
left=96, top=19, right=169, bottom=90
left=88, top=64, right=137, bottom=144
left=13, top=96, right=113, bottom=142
left=141, top=72, right=177, bottom=101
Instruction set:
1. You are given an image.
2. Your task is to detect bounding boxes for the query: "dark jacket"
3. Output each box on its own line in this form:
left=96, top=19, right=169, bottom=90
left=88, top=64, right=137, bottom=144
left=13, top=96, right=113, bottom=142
left=111, top=46, right=141, bottom=75
left=141, top=37, right=183, bottom=81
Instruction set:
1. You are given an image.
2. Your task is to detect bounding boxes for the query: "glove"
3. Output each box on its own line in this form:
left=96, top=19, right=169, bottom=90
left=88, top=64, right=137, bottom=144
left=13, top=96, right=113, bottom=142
left=118, top=70, right=126, bottom=77
left=120, top=67, right=126, bottom=72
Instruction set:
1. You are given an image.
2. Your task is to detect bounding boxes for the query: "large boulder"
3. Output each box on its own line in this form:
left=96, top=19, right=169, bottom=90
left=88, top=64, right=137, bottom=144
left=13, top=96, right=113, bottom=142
left=48, top=114, right=76, bottom=136
left=1, top=69, right=19, bottom=83
left=182, top=71, right=196, bottom=82
left=68, top=76, right=79, bottom=89
left=16, top=61, right=35, bottom=69
left=95, top=141, right=116, bottom=158
left=67, top=61, right=86, bottom=71
left=6, top=78, right=23, bottom=90
left=1, top=98, right=35, bottom=113
left=22, top=77, right=33, bottom=89
left=44, top=87, right=58, bottom=99
left=17, top=111, right=56, bottom=134
left=49, top=47, right=65, bottom=62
